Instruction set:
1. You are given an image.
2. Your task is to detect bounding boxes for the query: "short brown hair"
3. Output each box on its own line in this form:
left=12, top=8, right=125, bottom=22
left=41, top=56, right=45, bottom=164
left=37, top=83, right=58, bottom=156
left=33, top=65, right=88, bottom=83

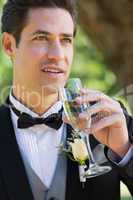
left=1, top=0, right=77, bottom=45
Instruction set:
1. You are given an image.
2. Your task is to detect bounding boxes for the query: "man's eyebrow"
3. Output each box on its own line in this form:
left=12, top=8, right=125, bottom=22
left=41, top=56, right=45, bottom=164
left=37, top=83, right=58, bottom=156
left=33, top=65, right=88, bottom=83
left=31, top=30, right=73, bottom=37
left=61, top=33, right=73, bottom=38
left=31, top=30, right=50, bottom=36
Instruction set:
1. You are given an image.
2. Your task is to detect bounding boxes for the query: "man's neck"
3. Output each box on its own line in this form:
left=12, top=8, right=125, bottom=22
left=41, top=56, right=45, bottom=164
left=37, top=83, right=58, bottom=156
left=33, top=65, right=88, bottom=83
left=12, top=87, right=59, bottom=115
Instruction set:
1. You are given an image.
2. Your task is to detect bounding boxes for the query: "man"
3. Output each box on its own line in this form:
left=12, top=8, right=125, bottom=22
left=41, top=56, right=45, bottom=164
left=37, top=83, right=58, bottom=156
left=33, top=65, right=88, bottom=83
left=0, top=0, right=133, bottom=200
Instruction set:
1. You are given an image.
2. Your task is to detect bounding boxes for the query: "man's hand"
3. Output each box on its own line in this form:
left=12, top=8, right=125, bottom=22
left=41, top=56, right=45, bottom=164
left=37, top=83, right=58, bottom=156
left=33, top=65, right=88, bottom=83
left=63, top=88, right=131, bottom=158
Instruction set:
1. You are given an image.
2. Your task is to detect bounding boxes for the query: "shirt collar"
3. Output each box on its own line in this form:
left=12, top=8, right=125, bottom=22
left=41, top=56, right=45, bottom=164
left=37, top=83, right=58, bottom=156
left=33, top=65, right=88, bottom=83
left=9, top=90, right=63, bottom=119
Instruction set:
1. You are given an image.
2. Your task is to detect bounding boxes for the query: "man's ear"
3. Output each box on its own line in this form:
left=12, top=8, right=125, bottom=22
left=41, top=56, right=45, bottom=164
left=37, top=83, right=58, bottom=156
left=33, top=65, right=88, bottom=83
left=2, top=32, right=17, bottom=58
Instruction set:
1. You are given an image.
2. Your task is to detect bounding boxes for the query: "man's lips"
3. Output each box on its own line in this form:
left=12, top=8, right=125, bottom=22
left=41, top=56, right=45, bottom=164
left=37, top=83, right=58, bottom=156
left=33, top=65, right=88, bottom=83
left=41, top=65, right=65, bottom=74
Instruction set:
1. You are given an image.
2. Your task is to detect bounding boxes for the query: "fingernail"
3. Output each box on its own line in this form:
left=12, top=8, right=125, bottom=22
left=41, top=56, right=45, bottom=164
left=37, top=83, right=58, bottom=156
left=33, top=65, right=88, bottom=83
left=80, top=88, right=86, bottom=93
left=84, top=128, right=92, bottom=133
left=79, top=112, right=86, bottom=118
left=75, top=96, right=82, bottom=103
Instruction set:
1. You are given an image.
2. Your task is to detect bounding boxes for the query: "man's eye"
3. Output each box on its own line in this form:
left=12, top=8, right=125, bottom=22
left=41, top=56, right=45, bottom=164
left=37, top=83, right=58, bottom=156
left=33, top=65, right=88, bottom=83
left=33, top=35, right=49, bottom=41
left=61, top=38, right=72, bottom=44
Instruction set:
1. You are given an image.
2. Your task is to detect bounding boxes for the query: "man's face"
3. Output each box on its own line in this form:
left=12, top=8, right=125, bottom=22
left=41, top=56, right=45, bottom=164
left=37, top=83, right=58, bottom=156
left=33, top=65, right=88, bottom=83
left=5, top=8, right=74, bottom=93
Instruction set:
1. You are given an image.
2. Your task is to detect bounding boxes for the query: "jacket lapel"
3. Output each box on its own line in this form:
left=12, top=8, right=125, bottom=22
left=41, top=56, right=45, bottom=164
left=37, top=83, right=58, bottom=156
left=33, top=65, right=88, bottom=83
left=65, top=125, right=91, bottom=200
left=0, top=105, right=34, bottom=200
left=65, top=126, right=102, bottom=200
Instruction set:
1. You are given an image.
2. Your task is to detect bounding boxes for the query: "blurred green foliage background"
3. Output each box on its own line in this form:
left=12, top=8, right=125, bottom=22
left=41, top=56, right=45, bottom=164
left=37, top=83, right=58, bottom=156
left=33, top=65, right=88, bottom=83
left=72, top=27, right=117, bottom=94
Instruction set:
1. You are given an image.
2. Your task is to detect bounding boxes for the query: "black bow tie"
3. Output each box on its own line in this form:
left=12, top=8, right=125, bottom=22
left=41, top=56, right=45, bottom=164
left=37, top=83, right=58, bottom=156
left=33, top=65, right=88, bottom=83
left=10, top=103, right=63, bottom=130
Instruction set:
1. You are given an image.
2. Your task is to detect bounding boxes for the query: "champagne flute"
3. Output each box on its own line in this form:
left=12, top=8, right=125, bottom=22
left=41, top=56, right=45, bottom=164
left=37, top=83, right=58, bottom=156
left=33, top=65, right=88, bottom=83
left=59, top=78, right=111, bottom=178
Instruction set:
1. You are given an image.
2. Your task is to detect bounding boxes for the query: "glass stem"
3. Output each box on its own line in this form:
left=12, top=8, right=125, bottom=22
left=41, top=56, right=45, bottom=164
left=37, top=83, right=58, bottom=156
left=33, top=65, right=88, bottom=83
left=84, top=134, right=96, bottom=165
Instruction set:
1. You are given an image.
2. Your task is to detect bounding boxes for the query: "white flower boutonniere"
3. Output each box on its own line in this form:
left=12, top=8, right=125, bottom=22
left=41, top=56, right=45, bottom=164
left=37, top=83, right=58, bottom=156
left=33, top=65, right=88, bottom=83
left=58, top=131, right=89, bottom=184
left=59, top=131, right=89, bottom=165
left=69, top=138, right=89, bottom=165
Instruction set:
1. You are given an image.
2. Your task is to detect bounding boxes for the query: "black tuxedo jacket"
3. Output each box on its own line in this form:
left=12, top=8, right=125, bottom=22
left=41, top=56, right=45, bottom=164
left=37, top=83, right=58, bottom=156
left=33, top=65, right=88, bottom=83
left=0, top=104, right=133, bottom=200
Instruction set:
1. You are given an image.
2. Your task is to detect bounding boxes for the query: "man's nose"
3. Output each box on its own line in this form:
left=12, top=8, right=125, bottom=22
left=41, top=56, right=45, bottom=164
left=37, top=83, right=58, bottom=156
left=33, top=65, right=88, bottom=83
left=47, top=40, right=64, bottom=60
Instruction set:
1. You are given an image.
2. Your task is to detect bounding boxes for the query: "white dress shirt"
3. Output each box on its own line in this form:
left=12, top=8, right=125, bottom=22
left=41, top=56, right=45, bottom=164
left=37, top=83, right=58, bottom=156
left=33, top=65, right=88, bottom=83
left=9, top=92, right=64, bottom=188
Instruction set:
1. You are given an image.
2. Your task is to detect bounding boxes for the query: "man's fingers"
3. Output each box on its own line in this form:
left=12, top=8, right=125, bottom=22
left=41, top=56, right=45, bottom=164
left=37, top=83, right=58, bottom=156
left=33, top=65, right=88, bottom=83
left=87, top=101, right=122, bottom=116
left=62, top=113, right=70, bottom=123
left=76, top=88, right=121, bottom=110
left=88, top=113, right=124, bottom=133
